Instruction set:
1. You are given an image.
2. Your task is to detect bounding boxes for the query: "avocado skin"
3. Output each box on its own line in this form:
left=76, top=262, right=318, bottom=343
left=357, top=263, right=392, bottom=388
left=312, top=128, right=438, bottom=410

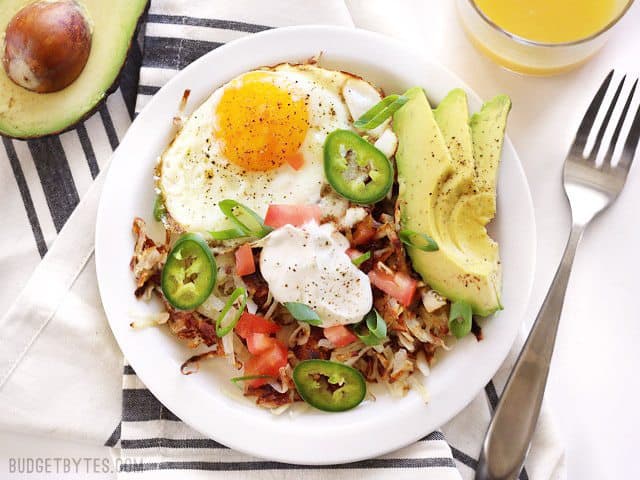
left=393, top=87, right=510, bottom=317
left=0, top=0, right=149, bottom=140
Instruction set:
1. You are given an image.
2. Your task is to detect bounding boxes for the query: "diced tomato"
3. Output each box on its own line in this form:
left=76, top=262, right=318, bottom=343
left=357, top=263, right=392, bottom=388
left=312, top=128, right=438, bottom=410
left=235, top=243, right=255, bottom=276
left=352, top=216, right=377, bottom=246
left=264, top=204, right=322, bottom=229
left=243, top=339, right=288, bottom=387
left=235, top=312, right=281, bottom=339
left=246, top=333, right=276, bottom=355
left=286, top=152, right=304, bottom=170
left=323, top=325, right=358, bottom=348
left=345, top=248, right=363, bottom=260
left=368, top=266, right=417, bottom=307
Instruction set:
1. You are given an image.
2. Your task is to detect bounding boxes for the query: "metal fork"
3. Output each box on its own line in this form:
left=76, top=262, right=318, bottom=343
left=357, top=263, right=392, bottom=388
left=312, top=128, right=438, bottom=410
left=475, top=71, right=640, bottom=480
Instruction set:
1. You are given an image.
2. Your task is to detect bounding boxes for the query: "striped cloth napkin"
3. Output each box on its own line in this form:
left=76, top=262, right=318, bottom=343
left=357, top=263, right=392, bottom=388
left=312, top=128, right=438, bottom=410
left=0, top=1, right=565, bottom=479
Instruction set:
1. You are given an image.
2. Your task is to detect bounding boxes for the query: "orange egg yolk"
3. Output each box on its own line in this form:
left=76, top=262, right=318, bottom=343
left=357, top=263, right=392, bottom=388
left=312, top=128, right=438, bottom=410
left=215, top=73, right=309, bottom=171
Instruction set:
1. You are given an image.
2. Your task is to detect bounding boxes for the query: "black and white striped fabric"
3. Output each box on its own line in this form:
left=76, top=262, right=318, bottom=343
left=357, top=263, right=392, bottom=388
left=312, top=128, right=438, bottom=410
left=117, top=367, right=459, bottom=480
left=0, top=35, right=141, bottom=317
left=0, top=1, right=565, bottom=479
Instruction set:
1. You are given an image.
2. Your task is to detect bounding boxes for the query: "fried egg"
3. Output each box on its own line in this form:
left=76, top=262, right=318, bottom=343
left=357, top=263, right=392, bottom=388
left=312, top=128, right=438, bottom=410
left=158, top=64, right=393, bottom=233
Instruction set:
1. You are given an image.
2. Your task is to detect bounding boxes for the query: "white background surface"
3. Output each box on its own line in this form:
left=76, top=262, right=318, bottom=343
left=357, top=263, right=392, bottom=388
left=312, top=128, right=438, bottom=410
left=1, top=1, right=639, bottom=479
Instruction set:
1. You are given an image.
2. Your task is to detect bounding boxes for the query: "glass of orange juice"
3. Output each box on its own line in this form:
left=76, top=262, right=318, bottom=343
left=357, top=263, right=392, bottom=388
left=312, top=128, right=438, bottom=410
left=457, top=0, right=634, bottom=75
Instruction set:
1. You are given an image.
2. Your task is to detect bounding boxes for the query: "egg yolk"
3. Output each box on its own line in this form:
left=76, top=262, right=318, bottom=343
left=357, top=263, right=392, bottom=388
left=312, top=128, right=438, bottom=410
left=215, top=73, right=309, bottom=171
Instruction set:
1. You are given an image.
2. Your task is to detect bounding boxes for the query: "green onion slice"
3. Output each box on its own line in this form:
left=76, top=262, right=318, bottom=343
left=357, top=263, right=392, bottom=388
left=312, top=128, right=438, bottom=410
left=153, top=194, right=166, bottom=222
left=351, top=251, right=371, bottom=267
left=218, top=199, right=272, bottom=238
left=284, top=302, right=322, bottom=326
left=354, top=309, right=387, bottom=346
left=354, top=94, right=409, bottom=130
left=215, top=287, right=247, bottom=337
left=354, top=326, right=385, bottom=346
left=449, top=300, right=473, bottom=339
left=230, top=374, right=275, bottom=384
left=399, top=229, right=439, bottom=252
left=209, top=227, right=248, bottom=241
left=365, top=309, right=387, bottom=338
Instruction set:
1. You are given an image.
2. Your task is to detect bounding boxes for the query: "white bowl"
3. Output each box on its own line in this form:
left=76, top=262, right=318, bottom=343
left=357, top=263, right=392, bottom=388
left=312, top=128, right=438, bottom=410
left=95, top=25, right=536, bottom=465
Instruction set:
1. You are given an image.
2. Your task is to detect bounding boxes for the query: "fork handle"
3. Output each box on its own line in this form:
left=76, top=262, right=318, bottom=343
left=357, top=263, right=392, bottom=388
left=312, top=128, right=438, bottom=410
left=475, top=223, right=585, bottom=480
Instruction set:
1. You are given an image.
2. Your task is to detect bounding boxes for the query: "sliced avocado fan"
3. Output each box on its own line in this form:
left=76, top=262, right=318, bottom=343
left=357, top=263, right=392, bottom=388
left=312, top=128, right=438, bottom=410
left=393, top=87, right=511, bottom=316
left=0, top=0, right=148, bottom=139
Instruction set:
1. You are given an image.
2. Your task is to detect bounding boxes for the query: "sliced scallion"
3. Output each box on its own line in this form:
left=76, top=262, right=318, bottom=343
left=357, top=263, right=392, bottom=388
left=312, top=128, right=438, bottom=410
left=354, top=326, right=385, bottom=346
left=284, top=302, right=322, bottom=326
left=209, top=227, right=248, bottom=241
left=449, top=300, right=473, bottom=339
left=354, top=94, right=409, bottom=130
left=351, top=251, right=371, bottom=267
left=218, top=199, right=272, bottom=238
left=215, top=287, right=247, bottom=337
left=399, top=229, right=439, bottom=252
left=365, top=309, right=387, bottom=338
left=230, top=374, right=275, bottom=384
left=354, top=309, right=387, bottom=346
left=153, top=194, right=166, bottom=222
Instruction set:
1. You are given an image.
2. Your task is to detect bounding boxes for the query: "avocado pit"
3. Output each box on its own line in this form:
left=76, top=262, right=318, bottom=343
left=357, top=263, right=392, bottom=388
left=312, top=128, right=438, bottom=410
left=2, top=0, right=92, bottom=93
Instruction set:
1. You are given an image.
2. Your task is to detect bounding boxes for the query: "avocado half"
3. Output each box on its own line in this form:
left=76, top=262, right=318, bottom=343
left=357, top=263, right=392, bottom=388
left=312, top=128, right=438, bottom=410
left=394, top=87, right=510, bottom=317
left=0, top=0, right=149, bottom=139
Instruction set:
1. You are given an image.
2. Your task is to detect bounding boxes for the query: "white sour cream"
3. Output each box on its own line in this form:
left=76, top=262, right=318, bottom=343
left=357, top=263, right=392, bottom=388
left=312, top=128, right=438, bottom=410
left=259, top=222, right=372, bottom=327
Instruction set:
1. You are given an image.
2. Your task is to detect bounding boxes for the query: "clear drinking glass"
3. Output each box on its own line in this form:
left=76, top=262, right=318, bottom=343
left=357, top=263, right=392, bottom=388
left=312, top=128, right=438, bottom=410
left=456, top=0, right=634, bottom=75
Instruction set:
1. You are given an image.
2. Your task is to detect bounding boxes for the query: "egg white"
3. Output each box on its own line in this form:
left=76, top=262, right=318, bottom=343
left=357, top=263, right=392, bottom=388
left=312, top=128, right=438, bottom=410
left=158, top=64, right=388, bottom=234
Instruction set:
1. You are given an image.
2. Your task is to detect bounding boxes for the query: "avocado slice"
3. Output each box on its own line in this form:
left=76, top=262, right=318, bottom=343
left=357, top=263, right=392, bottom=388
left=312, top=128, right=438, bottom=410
left=433, top=88, right=475, bottom=178
left=393, top=87, right=510, bottom=316
left=432, top=89, right=476, bottom=248
left=0, top=0, right=148, bottom=139
left=449, top=95, right=511, bottom=281
left=470, top=94, right=511, bottom=199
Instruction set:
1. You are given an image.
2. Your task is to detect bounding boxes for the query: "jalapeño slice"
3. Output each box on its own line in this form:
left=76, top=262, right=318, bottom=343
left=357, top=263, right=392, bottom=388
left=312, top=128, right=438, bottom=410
left=161, top=233, right=216, bottom=310
left=292, top=359, right=366, bottom=412
left=323, top=129, right=393, bottom=204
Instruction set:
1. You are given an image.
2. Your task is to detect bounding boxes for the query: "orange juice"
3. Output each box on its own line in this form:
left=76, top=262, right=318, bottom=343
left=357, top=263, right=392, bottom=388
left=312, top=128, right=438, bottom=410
left=473, top=0, right=618, bottom=44
left=457, top=0, right=630, bottom=75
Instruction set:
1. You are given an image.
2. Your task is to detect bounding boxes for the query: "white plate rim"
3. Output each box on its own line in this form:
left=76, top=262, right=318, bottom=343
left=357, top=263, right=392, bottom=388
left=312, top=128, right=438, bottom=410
left=95, top=25, right=536, bottom=465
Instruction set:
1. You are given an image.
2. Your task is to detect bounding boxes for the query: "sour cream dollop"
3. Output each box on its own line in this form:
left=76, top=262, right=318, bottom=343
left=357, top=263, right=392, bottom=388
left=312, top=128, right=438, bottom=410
left=259, top=222, right=373, bottom=327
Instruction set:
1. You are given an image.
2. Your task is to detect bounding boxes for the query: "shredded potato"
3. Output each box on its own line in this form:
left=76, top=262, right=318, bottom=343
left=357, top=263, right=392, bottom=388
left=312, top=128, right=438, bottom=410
left=129, top=311, right=170, bottom=329
left=288, top=322, right=311, bottom=347
left=129, top=205, right=463, bottom=410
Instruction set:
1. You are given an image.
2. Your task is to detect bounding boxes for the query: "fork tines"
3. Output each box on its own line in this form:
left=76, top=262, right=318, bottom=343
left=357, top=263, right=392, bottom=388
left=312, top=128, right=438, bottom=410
left=571, top=70, right=640, bottom=172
